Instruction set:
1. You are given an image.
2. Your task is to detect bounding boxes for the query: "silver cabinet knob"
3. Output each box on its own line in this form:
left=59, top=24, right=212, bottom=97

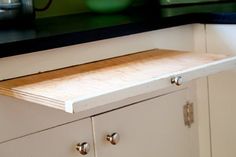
left=171, top=76, right=183, bottom=86
left=106, top=132, right=120, bottom=145
left=76, top=142, right=90, bottom=155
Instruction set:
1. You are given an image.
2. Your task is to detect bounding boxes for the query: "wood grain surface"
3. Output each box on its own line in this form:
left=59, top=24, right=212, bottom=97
left=0, top=49, right=227, bottom=112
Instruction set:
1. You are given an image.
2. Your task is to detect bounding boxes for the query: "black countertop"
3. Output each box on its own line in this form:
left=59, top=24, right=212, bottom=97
left=1, top=2, right=236, bottom=58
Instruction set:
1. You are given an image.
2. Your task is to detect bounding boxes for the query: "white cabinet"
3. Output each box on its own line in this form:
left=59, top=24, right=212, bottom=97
left=92, top=88, right=199, bottom=157
left=0, top=86, right=198, bottom=157
left=206, top=25, right=236, bottom=157
left=2, top=24, right=236, bottom=157
left=0, top=118, right=95, bottom=157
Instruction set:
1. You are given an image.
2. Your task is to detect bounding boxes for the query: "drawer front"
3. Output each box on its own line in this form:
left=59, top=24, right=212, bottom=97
left=92, top=88, right=198, bottom=157
left=0, top=118, right=95, bottom=157
left=0, top=95, right=81, bottom=143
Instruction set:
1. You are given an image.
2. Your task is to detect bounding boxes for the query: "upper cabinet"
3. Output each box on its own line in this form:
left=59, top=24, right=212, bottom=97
left=92, top=88, right=199, bottom=157
left=0, top=49, right=236, bottom=114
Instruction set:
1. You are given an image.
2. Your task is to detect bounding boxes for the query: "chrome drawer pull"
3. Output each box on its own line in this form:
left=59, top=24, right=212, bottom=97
left=106, top=132, right=120, bottom=145
left=76, top=142, right=90, bottom=155
left=171, top=76, right=183, bottom=86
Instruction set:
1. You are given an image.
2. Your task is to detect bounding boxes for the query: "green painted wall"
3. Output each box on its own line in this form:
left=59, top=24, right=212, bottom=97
left=34, top=0, right=89, bottom=18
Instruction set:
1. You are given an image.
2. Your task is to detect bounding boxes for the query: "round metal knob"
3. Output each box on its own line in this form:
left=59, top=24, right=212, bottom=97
left=171, top=76, right=183, bottom=86
left=76, top=142, right=90, bottom=155
left=106, top=133, right=120, bottom=145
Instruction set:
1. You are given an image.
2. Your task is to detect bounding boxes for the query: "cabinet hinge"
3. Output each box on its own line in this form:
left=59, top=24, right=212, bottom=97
left=183, top=102, right=194, bottom=128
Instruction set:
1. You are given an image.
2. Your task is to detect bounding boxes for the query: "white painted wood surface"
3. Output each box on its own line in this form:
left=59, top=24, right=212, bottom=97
left=0, top=25, right=194, bottom=81
left=206, top=24, right=236, bottom=157
left=193, top=24, right=211, bottom=157
left=0, top=95, right=80, bottom=143
left=92, top=88, right=199, bottom=157
left=0, top=83, right=189, bottom=144
left=0, top=118, right=94, bottom=157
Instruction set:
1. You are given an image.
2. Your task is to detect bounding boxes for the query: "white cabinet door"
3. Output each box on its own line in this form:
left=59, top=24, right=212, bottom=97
left=0, top=118, right=95, bottom=157
left=206, top=24, right=236, bottom=157
left=0, top=95, right=83, bottom=143
left=92, top=89, right=198, bottom=157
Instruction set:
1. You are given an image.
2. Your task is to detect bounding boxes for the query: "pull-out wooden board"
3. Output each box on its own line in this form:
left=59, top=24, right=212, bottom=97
left=0, top=49, right=236, bottom=113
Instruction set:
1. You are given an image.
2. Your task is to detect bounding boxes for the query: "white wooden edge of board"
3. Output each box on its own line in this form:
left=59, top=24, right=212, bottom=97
left=67, top=55, right=236, bottom=113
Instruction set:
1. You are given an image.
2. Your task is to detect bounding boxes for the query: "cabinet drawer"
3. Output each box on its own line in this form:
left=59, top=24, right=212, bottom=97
left=0, top=49, right=235, bottom=113
left=92, top=88, right=198, bottom=157
left=0, top=118, right=94, bottom=157
left=0, top=95, right=81, bottom=143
